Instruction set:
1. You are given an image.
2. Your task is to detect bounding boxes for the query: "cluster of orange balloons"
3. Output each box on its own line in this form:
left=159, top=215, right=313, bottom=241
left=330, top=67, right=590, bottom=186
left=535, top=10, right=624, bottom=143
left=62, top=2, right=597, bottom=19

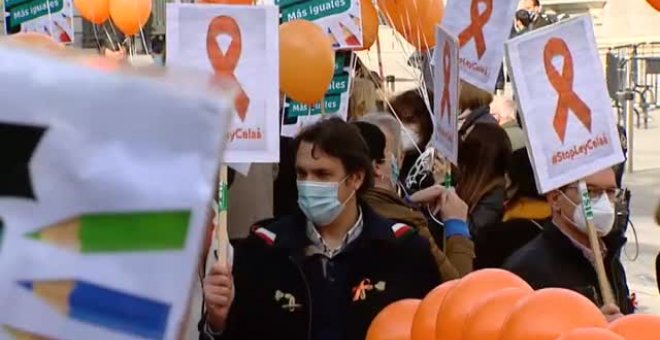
left=366, top=269, right=660, bottom=340
left=74, top=0, right=151, bottom=36
left=377, top=0, right=444, bottom=51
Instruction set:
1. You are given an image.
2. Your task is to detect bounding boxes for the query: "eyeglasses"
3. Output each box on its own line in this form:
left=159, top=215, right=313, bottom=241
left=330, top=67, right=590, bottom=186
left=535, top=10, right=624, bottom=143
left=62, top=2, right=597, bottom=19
left=563, top=185, right=624, bottom=202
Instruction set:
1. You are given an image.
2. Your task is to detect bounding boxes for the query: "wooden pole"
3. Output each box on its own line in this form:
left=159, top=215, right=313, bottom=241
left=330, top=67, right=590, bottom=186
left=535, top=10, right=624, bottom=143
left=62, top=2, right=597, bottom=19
left=578, top=179, right=616, bottom=306
left=216, top=166, right=230, bottom=265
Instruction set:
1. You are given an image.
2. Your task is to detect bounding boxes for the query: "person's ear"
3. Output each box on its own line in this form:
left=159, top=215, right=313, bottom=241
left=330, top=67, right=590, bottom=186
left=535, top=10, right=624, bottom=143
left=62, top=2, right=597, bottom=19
left=547, top=191, right=561, bottom=212
left=349, top=170, right=366, bottom=191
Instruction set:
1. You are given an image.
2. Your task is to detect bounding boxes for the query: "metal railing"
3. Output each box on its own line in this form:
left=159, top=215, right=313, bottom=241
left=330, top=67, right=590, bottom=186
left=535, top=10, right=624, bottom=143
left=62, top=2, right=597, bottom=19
left=603, top=42, right=660, bottom=173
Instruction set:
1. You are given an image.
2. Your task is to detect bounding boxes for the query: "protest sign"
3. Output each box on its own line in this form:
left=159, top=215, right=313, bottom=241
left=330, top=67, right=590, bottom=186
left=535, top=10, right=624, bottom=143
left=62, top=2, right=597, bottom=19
left=0, top=46, right=230, bottom=339
left=281, top=51, right=354, bottom=138
left=433, top=25, right=460, bottom=165
left=506, top=15, right=624, bottom=194
left=442, top=0, right=518, bottom=92
left=167, top=4, right=280, bottom=163
left=3, top=0, right=74, bottom=44
left=277, top=0, right=363, bottom=50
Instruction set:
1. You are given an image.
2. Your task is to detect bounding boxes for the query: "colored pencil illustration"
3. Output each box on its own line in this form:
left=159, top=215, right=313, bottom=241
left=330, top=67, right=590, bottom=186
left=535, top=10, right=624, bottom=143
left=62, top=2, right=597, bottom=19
left=4, top=325, right=52, bottom=340
left=27, top=210, right=191, bottom=253
left=19, top=280, right=170, bottom=340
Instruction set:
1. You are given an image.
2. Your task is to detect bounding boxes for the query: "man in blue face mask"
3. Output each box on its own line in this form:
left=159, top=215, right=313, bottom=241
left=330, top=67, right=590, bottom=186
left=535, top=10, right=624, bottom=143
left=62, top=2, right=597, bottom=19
left=504, top=167, right=634, bottom=322
left=199, top=117, right=441, bottom=340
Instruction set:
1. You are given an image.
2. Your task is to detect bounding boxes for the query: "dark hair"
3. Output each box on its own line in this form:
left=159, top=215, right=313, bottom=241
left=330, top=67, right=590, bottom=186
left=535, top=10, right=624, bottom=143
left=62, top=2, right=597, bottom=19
left=389, top=89, right=434, bottom=149
left=508, top=148, right=542, bottom=201
left=352, top=121, right=386, bottom=163
left=516, top=9, right=531, bottom=27
left=533, top=0, right=540, bottom=6
left=294, top=117, right=375, bottom=194
left=456, top=123, right=512, bottom=210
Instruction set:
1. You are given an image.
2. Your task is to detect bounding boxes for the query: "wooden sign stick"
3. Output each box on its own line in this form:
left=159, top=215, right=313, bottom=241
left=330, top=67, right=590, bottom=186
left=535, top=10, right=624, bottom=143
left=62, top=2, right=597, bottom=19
left=216, top=165, right=230, bottom=266
left=578, top=179, right=616, bottom=306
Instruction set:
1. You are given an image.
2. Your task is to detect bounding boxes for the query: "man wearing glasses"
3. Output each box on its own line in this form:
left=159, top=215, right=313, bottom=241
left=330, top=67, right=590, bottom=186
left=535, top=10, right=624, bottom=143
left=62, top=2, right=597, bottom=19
left=504, top=167, right=633, bottom=321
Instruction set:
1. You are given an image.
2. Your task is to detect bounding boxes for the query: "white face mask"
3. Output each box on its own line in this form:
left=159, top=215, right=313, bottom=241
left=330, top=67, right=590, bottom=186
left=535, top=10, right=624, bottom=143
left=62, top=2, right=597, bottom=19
left=560, top=191, right=615, bottom=237
left=401, top=126, right=421, bottom=152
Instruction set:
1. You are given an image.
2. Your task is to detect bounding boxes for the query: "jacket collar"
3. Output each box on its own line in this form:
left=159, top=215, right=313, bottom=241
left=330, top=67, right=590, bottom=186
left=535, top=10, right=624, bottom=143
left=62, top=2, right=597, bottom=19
left=543, top=221, right=627, bottom=262
left=264, top=202, right=396, bottom=250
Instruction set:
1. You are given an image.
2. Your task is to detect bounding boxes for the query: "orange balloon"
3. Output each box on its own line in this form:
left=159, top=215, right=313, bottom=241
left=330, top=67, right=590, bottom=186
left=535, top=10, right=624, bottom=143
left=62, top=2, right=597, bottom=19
left=557, top=327, right=624, bottom=340
left=647, top=0, right=660, bottom=12
left=198, top=0, right=253, bottom=4
left=74, top=0, right=110, bottom=24
left=360, top=0, right=379, bottom=50
left=608, top=314, right=660, bottom=340
left=279, top=20, right=335, bottom=105
left=435, top=269, right=532, bottom=340
left=500, top=288, right=608, bottom=340
left=109, top=0, right=152, bottom=36
left=367, top=299, right=421, bottom=340
left=378, top=0, right=428, bottom=36
left=406, top=0, right=443, bottom=51
left=463, top=287, right=532, bottom=340
left=411, top=280, right=458, bottom=340
left=8, top=32, right=65, bottom=52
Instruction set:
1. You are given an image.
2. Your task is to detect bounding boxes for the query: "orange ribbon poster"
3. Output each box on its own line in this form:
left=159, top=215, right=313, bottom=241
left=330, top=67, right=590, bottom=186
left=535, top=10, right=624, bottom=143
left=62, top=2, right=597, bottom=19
left=458, top=0, right=492, bottom=59
left=433, top=25, right=459, bottom=165
left=442, top=0, right=517, bottom=93
left=167, top=4, right=280, bottom=164
left=505, top=16, right=624, bottom=194
left=207, top=15, right=250, bottom=122
left=439, top=42, right=452, bottom=123
left=543, top=38, right=592, bottom=143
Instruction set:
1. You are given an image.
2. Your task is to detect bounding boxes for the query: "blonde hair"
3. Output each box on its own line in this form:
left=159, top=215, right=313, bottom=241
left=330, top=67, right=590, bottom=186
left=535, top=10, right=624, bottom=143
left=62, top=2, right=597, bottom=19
left=348, top=76, right=377, bottom=120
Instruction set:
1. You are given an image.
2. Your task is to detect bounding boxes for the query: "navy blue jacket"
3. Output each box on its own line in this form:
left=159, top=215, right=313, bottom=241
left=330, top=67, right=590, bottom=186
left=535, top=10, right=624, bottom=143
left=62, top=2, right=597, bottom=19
left=198, top=205, right=441, bottom=340
left=503, top=221, right=634, bottom=314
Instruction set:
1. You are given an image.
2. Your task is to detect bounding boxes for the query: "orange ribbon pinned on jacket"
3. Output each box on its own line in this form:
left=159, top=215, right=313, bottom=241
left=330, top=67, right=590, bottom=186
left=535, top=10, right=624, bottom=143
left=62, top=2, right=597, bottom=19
left=543, top=38, right=592, bottom=143
left=458, top=0, right=492, bottom=59
left=439, top=42, right=452, bottom=123
left=207, top=16, right=250, bottom=122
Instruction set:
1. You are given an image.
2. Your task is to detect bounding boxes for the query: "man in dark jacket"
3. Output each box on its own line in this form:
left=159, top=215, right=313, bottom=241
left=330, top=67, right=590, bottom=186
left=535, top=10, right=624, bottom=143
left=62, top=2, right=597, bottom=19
left=199, top=118, right=441, bottom=340
left=504, top=168, right=634, bottom=320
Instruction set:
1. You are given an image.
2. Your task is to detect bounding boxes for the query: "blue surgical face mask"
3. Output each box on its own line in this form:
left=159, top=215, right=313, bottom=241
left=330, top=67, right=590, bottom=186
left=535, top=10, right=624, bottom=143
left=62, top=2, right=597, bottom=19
left=297, top=177, right=355, bottom=227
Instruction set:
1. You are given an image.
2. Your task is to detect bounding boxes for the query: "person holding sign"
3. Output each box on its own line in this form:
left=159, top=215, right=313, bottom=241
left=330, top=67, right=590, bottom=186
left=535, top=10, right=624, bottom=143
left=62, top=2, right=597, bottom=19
left=503, top=167, right=634, bottom=319
left=200, top=118, right=440, bottom=340
left=356, top=114, right=475, bottom=281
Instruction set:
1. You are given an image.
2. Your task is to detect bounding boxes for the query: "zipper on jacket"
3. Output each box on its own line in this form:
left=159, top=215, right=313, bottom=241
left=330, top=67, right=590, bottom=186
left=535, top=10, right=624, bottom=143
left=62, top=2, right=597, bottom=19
left=289, top=255, right=313, bottom=340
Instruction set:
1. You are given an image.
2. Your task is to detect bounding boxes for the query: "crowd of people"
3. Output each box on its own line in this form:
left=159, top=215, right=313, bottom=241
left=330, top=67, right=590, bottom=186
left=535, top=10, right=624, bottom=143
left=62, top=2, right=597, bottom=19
left=196, top=1, right=643, bottom=339
left=199, top=79, right=635, bottom=340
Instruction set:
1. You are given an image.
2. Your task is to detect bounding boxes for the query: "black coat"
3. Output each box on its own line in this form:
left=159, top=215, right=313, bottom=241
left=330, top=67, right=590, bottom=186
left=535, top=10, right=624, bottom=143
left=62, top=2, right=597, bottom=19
left=199, top=205, right=441, bottom=340
left=503, top=222, right=634, bottom=314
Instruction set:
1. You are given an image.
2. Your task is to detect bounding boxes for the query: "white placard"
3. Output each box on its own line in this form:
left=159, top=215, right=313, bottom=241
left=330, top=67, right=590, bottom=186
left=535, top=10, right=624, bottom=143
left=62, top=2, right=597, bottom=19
left=167, top=4, right=280, bottom=163
left=506, top=15, right=624, bottom=194
left=443, top=0, right=518, bottom=92
left=0, top=47, right=230, bottom=339
left=433, top=25, right=460, bottom=165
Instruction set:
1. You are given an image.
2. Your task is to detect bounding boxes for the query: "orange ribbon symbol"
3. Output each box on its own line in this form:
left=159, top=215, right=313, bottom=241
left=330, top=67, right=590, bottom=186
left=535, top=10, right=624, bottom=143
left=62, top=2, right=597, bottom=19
left=439, top=42, right=452, bottom=123
left=543, top=38, right=592, bottom=143
left=207, top=16, right=250, bottom=122
left=352, top=279, right=373, bottom=301
left=458, top=0, right=493, bottom=59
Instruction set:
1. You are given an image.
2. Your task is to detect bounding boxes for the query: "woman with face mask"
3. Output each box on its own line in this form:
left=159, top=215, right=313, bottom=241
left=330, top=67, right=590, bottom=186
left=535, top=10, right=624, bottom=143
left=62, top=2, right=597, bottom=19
left=503, top=168, right=635, bottom=320
left=388, top=89, right=434, bottom=187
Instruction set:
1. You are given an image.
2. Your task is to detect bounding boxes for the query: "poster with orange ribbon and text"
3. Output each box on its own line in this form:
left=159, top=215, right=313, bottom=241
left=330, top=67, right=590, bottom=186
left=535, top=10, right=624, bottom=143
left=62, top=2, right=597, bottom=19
left=432, top=25, right=459, bottom=165
left=166, top=4, right=280, bottom=163
left=442, top=0, right=518, bottom=92
left=506, top=15, right=624, bottom=194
